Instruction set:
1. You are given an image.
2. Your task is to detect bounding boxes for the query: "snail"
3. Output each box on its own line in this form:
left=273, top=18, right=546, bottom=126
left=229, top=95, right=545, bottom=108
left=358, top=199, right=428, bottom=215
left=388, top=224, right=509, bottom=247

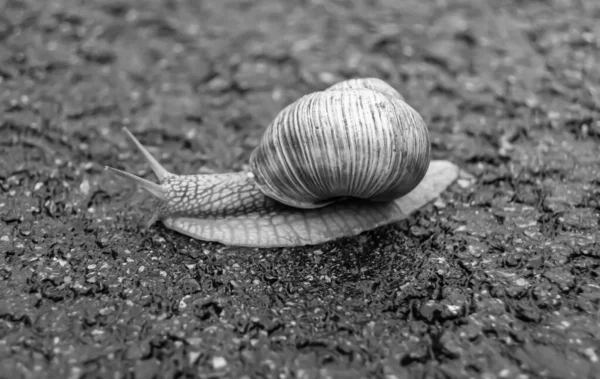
left=105, top=78, right=461, bottom=248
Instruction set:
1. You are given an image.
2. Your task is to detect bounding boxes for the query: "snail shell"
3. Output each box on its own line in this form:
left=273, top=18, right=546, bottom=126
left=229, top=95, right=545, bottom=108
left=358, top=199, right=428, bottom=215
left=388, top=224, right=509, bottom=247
left=250, top=78, right=430, bottom=209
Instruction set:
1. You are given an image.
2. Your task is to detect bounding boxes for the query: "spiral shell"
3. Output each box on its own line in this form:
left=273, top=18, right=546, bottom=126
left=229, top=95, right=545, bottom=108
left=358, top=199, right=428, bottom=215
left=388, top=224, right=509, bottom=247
left=248, top=78, right=431, bottom=209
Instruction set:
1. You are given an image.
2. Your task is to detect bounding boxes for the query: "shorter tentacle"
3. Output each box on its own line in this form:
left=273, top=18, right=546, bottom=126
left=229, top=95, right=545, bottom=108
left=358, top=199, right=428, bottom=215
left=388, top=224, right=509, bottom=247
left=105, top=166, right=167, bottom=200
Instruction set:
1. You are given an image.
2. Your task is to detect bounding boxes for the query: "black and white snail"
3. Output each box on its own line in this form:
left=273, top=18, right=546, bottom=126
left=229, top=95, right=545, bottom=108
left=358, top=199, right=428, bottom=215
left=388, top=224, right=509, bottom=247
left=106, top=78, right=462, bottom=248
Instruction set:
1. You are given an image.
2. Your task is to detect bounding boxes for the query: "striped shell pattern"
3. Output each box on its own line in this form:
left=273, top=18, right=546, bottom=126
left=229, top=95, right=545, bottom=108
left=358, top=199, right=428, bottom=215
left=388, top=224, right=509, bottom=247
left=249, top=78, right=431, bottom=209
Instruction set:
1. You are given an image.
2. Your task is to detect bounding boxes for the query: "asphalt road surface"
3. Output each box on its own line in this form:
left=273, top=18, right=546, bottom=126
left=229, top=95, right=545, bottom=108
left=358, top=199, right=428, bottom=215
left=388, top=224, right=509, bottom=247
left=1, top=0, right=599, bottom=378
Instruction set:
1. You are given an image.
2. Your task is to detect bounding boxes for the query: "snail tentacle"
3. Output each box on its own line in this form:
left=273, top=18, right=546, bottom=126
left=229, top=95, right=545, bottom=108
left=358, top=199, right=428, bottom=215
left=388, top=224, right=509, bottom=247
left=105, top=165, right=167, bottom=200
left=104, top=127, right=173, bottom=199
left=122, top=127, right=171, bottom=181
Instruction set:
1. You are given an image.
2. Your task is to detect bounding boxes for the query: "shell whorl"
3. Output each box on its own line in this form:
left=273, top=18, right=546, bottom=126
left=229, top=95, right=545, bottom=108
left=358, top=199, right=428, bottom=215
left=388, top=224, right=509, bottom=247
left=249, top=78, right=431, bottom=209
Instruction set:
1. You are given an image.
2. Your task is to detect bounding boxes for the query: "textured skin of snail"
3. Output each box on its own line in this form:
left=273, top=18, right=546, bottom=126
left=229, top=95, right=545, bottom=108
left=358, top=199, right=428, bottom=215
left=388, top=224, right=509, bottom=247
left=105, top=78, right=463, bottom=248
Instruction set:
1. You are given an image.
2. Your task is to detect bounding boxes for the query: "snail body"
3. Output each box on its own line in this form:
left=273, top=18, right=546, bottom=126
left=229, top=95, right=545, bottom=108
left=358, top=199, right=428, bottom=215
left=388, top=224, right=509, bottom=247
left=106, top=78, right=461, bottom=247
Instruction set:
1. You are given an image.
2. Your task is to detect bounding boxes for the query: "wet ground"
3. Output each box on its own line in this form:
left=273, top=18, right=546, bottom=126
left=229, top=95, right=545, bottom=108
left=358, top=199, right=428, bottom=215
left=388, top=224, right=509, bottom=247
left=1, top=0, right=600, bottom=378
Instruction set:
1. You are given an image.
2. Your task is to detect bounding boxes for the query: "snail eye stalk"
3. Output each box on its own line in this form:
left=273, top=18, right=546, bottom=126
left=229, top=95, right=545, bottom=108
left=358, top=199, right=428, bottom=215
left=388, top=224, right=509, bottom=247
left=104, top=166, right=167, bottom=200
left=105, top=127, right=172, bottom=200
